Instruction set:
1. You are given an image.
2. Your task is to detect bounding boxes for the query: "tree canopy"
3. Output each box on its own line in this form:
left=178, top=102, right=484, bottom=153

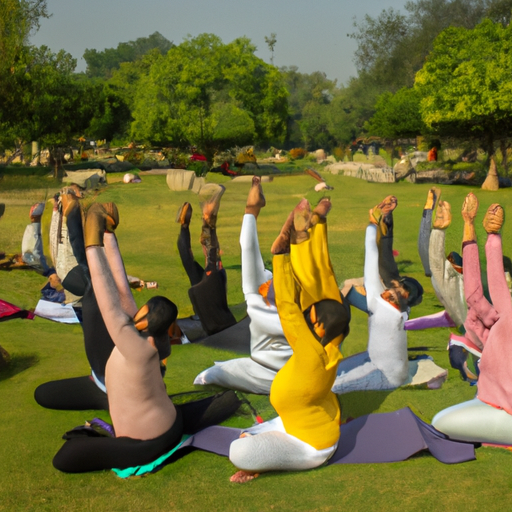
left=130, top=34, right=288, bottom=158
left=83, top=31, right=173, bottom=79
left=415, top=19, right=512, bottom=154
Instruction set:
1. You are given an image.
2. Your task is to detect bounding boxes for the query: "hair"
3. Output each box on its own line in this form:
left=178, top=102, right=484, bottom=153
left=399, top=276, right=423, bottom=308
left=304, top=298, right=351, bottom=346
left=144, top=296, right=178, bottom=337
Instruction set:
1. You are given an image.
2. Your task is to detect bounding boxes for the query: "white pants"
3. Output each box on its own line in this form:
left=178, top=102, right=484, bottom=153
left=194, top=215, right=291, bottom=394
left=229, top=417, right=337, bottom=472
left=432, top=397, right=512, bottom=444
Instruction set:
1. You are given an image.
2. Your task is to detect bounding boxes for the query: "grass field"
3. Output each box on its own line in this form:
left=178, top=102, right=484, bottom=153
left=1, top=171, right=512, bottom=511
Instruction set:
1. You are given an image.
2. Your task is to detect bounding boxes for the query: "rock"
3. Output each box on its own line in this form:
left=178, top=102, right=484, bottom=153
left=166, top=169, right=196, bottom=191
left=325, top=162, right=395, bottom=183
left=481, top=158, right=499, bottom=191
left=63, top=169, right=107, bottom=189
left=315, top=149, right=326, bottom=163
left=192, top=177, right=206, bottom=194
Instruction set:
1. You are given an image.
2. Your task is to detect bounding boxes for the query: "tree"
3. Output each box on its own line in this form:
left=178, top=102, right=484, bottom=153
left=415, top=19, right=512, bottom=158
left=0, top=0, right=49, bottom=70
left=366, top=87, right=425, bottom=139
left=281, top=66, right=337, bottom=149
left=83, top=32, right=173, bottom=79
left=0, top=45, right=98, bottom=176
left=130, top=34, right=288, bottom=160
left=264, top=33, right=277, bottom=65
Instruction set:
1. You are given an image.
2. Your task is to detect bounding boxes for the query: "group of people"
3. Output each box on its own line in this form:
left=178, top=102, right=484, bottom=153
left=10, top=175, right=512, bottom=480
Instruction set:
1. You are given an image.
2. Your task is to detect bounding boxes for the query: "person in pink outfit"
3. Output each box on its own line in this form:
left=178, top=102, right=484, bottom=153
left=433, top=193, right=512, bottom=444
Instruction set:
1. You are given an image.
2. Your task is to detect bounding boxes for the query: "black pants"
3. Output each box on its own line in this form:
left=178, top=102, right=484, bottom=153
left=378, top=212, right=400, bottom=288
left=53, top=409, right=184, bottom=473
left=177, top=225, right=236, bottom=335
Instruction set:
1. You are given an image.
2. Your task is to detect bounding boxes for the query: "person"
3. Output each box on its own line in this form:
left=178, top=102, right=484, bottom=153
left=52, top=202, right=183, bottom=472
left=410, top=188, right=480, bottom=382
left=341, top=196, right=424, bottom=314
left=331, top=203, right=443, bottom=394
left=229, top=197, right=350, bottom=482
left=176, top=183, right=236, bottom=336
left=193, top=177, right=292, bottom=394
left=432, top=194, right=512, bottom=445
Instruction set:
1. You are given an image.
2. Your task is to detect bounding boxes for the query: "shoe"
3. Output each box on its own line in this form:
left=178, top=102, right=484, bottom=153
left=176, top=202, right=192, bottom=227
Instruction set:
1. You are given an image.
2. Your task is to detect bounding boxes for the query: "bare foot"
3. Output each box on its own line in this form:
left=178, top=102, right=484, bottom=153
left=176, top=202, right=193, bottom=227
left=311, top=197, right=332, bottom=225
left=230, top=470, right=260, bottom=483
left=462, top=193, right=479, bottom=223
left=483, top=203, right=504, bottom=234
left=200, top=184, right=225, bottom=227
left=424, top=187, right=441, bottom=210
left=376, top=195, right=398, bottom=217
left=245, top=176, right=266, bottom=218
left=369, top=207, right=382, bottom=226
left=292, top=199, right=311, bottom=244
left=433, top=200, right=452, bottom=229
left=271, top=210, right=294, bottom=255
left=61, top=193, right=80, bottom=218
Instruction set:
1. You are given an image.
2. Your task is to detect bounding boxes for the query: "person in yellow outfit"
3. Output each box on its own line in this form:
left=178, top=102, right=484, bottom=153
left=229, top=197, right=350, bottom=482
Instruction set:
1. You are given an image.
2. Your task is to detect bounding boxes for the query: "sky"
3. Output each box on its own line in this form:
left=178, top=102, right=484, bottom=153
left=30, top=0, right=410, bottom=86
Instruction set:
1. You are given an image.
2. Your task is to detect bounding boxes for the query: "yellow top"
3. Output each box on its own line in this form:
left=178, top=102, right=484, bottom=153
left=270, top=221, right=343, bottom=450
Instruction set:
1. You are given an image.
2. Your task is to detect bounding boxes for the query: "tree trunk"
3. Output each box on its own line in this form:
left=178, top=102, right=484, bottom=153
left=49, top=147, right=65, bottom=180
left=500, top=138, right=510, bottom=174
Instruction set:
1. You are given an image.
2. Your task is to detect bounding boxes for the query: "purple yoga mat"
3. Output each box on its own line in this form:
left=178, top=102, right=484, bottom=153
left=181, top=407, right=475, bottom=465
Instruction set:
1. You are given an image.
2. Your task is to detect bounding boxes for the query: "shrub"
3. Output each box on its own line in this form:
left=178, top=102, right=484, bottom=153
left=289, top=148, right=307, bottom=160
left=332, top=147, right=346, bottom=162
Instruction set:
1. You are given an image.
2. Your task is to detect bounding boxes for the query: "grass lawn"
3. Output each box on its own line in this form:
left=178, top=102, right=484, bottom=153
left=1, top=171, right=512, bottom=511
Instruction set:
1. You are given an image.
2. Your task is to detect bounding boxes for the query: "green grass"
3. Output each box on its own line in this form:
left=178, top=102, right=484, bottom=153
left=2, top=173, right=512, bottom=511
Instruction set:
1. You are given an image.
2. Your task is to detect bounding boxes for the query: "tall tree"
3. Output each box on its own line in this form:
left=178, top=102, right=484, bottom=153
left=415, top=19, right=512, bottom=158
left=83, top=32, right=173, bottom=79
left=366, top=87, right=425, bottom=139
left=131, top=34, right=288, bottom=159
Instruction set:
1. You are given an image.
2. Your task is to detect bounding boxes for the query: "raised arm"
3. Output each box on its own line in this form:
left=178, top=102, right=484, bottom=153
left=364, top=223, right=385, bottom=307
left=103, top=233, right=138, bottom=317
left=84, top=203, right=143, bottom=355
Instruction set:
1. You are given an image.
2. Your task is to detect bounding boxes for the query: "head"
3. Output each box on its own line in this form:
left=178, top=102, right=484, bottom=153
left=134, top=296, right=178, bottom=360
left=29, top=202, right=44, bottom=223
left=447, top=251, right=463, bottom=274
left=304, top=298, right=350, bottom=347
left=382, top=277, right=423, bottom=312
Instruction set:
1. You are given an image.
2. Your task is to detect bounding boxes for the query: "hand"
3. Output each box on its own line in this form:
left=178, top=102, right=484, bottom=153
left=84, top=203, right=119, bottom=247
left=433, top=200, right=452, bottom=229
left=461, top=193, right=478, bottom=223
left=483, top=204, right=504, bottom=234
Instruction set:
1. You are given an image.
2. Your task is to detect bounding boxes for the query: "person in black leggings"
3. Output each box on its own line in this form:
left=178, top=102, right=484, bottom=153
left=52, top=201, right=182, bottom=472
left=176, top=184, right=236, bottom=335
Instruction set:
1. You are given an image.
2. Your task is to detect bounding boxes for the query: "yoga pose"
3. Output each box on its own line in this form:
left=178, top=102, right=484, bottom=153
left=229, top=198, right=350, bottom=482
left=432, top=194, right=512, bottom=444
left=52, top=202, right=183, bottom=472
left=176, top=184, right=236, bottom=335
left=342, top=196, right=423, bottom=314
left=194, top=177, right=291, bottom=394
left=410, top=188, right=480, bottom=382
left=331, top=203, right=445, bottom=394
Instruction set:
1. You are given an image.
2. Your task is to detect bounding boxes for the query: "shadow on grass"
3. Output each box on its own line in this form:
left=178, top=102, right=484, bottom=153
left=397, top=259, right=414, bottom=273
left=223, top=264, right=241, bottom=271
left=0, top=354, right=39, bottom=381
left=339, top=389, right=394, bottom=419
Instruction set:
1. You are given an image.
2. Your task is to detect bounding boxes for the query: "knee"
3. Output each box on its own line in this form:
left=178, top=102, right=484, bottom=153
left=229, top=437, right=255, bottom=470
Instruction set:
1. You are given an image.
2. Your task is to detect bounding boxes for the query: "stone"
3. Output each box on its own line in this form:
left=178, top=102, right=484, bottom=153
left=166, top=169, right=196, bottom=191
left=62, top=169, right=107, bottom=189
left=481, top=157, right=499, bottom=191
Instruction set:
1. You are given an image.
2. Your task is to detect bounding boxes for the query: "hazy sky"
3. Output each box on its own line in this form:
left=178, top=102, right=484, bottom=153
left=30, top=0, right=409, bottom=86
